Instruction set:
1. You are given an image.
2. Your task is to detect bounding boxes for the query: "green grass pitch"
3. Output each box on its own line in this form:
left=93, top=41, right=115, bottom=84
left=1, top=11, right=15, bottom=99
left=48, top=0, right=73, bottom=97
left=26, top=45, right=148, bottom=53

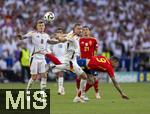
left=0, top=82, right=150, bottom=114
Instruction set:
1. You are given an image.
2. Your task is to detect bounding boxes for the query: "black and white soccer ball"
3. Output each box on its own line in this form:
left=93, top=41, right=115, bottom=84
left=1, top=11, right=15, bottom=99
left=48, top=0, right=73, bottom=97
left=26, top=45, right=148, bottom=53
left=44, top=12, right=55, bottom=22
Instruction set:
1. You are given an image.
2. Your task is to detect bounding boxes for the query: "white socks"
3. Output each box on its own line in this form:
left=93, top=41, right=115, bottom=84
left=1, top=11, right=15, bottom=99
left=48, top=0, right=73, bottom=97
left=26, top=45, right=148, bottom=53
left=41, top=77, right=47, bottom=91
left=26, top=76, right=47, bottom=93
left=58, top=77, right=64, bottom=90
left=80, top=79, right=87, bottom=94
left=26, top=78, right=34, bottom=91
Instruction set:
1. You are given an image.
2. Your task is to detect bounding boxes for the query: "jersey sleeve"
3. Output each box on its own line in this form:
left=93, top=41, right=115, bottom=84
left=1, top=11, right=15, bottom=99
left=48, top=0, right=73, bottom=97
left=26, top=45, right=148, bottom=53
left=23, top=31, right=34, bottom=38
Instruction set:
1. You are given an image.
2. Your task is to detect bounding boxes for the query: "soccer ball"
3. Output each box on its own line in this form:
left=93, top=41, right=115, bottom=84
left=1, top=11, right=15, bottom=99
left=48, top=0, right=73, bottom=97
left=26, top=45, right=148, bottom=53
left=43, top=12, right=55, bottom=22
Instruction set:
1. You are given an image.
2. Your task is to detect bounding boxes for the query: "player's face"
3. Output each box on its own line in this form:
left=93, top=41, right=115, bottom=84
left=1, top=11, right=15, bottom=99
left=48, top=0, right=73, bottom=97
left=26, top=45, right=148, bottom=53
left=36, top=23, right=45, bottom=32
left=82, top=28, right=91, bottom=37
left=55, top=30, right=64, bottom=39
left=74, top=25, right=82, bottom=36
left=112, top=60, right=119, bottom=68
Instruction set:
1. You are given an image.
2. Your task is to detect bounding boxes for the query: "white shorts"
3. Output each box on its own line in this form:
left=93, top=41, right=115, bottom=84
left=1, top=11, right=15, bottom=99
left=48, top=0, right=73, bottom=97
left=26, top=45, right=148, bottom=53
left=71, top=59, right=84, bottom=76
left=30, top=57, right=47, bottom=74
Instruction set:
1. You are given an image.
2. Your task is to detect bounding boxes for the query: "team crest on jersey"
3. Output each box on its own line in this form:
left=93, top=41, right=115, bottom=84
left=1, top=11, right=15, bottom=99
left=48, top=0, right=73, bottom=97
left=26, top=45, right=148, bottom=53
left=85, top=43, right=88, bottom=46
left=89, top=41, right=92, bottom=46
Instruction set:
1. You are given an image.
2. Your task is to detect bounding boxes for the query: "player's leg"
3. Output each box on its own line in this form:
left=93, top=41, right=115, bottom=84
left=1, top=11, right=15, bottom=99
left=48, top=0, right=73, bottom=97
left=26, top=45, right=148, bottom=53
left=51, top=67, right=65, bottom=95
left=40, top=72, right=47, bottom=91
left=53, top=68, right=65, bottom=95
left=75, top=76, right=81, bottom=95
left=51, top=63, right=69, bottom=71
left=81, top=73, right=96, bottom=101
left=39, top=60, right=48, bottom=92
left=93, top=77, right=101, bottom=99
left=85, top=82, right=93, bottom=92
left=80, top=69, right=93, bottom=101
left=75, top=58, right=88, bottom=97
left=45, top=53, right=61, bottom=65
left=56, top=71, right=65, bottom=95
left=76, top=68, right=87, bottom=98
left=26, top=74, right=37, bottom=91
left=72, top=61, right=87, bottom=103
left=91, top=71, right=101, bottom=99
left=26, top=58, right=37, bottom=91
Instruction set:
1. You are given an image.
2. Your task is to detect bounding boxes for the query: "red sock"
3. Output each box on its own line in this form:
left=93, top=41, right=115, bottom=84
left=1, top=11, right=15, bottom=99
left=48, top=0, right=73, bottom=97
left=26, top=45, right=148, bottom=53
left=85, top=83, right=92, bottom=92
left=76, top=77, right=81, bottom=90
left=46, top=53, right=61, bottom=65
left=93, top=79, right=99, bottom=93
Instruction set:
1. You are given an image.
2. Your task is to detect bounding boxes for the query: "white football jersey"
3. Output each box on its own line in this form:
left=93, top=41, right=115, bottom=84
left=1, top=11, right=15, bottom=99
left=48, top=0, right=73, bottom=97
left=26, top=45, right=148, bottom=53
left=24, top=31, right=50, bottom=59
left=51, top=42, right=67, bottom=62
left=65, top=31, right=80, bottom=56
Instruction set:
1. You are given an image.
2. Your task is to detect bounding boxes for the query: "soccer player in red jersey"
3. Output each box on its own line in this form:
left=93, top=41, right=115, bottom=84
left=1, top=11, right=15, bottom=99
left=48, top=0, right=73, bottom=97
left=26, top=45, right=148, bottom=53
left=76, top=26, right=100, bottom=101
left=77, top=55, right=129, bottom=100
left=79, top=26, right=98, bottom=58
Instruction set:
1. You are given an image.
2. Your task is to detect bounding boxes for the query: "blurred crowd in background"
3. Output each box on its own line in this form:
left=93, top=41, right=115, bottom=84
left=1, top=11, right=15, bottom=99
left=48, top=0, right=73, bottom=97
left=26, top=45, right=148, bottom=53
left=0, top=0, right=149, bottom=82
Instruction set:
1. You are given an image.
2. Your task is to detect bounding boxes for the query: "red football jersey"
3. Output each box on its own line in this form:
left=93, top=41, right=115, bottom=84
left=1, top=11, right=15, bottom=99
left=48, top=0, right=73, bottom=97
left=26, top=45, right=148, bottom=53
left=87, top=55, right=115, bottom=77
left=79, top=37, right=98, bottom=59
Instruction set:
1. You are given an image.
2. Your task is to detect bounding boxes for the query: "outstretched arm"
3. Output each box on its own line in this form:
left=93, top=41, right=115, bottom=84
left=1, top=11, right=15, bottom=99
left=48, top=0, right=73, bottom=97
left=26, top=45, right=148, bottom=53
left=57, top=34, right=68, bottom=42
left=47, top=38, right=60, bottom=44
left=111, top=77, right=129, bottom=100
left=50, top=33, right=68, bottom=43
left=16, top=31, right=33, bottom=40
left=56, top=31, right=75, bottom=42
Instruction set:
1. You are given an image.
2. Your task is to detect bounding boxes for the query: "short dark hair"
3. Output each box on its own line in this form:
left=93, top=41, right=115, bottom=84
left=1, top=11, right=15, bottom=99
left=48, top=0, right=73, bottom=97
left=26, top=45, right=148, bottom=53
left=34, top=19, right=45, bottom=29
left=82, top=26, right=91, bottom=31
left=110, top=56, right=119, bottom=62
left=73, top=23, right=81, bottom=29
left=56, top=27, right=64, bottom=33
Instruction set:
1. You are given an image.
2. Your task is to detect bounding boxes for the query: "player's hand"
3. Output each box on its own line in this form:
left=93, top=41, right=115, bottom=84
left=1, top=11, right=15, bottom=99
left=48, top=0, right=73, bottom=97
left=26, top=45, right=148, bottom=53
left=16, top=34, right=23, bottom=40
left=56, top=33, right=66, bottom=40
left=121, top=93, right=129, bottom=100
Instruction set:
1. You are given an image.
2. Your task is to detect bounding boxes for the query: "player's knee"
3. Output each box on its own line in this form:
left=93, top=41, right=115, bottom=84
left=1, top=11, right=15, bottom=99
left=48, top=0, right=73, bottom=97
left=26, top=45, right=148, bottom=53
left=31, top=75, right=37, bottom=80
left=40, top=73, right=47, bottom=78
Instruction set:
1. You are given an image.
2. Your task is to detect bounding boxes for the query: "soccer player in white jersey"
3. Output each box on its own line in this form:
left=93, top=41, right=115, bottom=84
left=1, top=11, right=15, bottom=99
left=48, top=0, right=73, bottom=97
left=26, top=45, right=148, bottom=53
left=17, top=20, right=59, bottom=94
left=52, top=24, right=88, bottom=102
left=51, top=28, right=66, bottom=95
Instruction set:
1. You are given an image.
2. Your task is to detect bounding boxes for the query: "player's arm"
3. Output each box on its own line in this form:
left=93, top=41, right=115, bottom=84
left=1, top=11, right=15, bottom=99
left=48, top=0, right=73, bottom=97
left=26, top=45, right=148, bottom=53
left=47, top=38, right=60, bottom=44
left=110, top=77, right=129, bottom=100
left=57, top=31, right=74, bottom=42
left=57, top=34, right=68, bottom=42
left=47, top=33, right=64, bottom=44
left=94, top=48, right=98, bottom=55
left=51, top=33, right=67, bottom=43
left=94, top=39, right=98, bottom=55
left=16, top=31, right=33, bottom=40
